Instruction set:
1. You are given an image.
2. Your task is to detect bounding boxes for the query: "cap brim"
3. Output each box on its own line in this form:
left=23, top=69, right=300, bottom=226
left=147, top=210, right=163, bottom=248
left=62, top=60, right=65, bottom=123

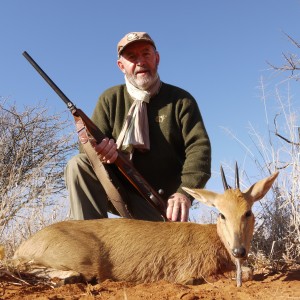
left=118, top=39, right=155, bottom=55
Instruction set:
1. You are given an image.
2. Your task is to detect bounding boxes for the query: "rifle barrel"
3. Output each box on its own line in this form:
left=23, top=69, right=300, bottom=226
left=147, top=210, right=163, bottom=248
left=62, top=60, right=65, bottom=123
left=22, top=51, right=76, bottom=110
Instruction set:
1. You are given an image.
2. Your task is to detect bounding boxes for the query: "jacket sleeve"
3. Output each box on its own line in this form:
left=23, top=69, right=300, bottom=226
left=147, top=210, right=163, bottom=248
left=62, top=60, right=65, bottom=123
left=77, top=93, right=112, bottom=154
left=177, top=97, right=211, bottom=201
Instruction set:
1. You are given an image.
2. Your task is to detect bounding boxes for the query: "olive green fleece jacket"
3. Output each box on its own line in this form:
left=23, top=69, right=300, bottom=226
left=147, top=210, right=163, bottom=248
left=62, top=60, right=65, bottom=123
left=90, top=82, right=211, bottom=202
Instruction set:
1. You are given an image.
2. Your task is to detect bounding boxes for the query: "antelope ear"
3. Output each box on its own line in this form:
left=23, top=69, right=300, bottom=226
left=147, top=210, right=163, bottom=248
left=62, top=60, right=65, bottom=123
left=243, top=171, right=279, bottom=202
left=182, top=187, right=219, bottom=207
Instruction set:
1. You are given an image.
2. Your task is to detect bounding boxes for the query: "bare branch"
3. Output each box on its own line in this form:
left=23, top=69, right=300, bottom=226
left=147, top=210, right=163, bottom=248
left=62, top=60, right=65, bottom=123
left=266, top=33, right=300, bottom=81
left=283, top=31, right=300, bottom=49
left=273, top=114, right=300, bottom=146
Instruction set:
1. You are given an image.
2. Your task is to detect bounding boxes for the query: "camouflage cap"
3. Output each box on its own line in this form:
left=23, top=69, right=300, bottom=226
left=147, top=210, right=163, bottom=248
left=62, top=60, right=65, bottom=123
left=117, top=32, right=156, bottom=56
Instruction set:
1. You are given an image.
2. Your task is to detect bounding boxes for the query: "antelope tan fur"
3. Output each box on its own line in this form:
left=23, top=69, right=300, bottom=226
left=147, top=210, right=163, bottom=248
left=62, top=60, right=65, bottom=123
left=13, top=172, right=278, bottom=285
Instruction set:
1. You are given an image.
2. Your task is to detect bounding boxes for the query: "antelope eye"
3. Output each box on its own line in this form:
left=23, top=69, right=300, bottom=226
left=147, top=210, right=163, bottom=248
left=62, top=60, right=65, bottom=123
left=219, top=213, right=226, bottom=220
left=245, top=210, right=252, bottom=217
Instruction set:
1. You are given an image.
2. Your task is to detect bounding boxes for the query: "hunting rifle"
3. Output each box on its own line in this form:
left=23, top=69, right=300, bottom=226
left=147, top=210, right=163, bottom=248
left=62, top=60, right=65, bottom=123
left=22, top=51, right=168, bottom=220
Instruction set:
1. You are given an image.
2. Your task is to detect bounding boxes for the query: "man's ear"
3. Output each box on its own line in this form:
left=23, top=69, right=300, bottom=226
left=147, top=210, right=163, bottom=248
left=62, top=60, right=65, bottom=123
left=155, top=51, right=160, bottom=66
left=117, top=59, right=126, bottom=73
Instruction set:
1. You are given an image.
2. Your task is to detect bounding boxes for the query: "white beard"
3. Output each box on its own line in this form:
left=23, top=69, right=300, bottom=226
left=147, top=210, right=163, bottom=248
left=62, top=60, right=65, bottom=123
left=127, top=72, right=158, bottom=90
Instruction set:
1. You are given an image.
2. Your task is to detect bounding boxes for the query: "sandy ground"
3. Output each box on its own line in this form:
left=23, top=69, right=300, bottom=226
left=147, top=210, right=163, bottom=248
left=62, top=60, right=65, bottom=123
left=1, top=268, right=299, bottom=299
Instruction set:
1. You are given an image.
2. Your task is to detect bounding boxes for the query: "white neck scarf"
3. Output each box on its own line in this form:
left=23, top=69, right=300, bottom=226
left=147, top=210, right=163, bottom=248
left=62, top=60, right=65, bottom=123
left=116, top=75, right=161, bottom=156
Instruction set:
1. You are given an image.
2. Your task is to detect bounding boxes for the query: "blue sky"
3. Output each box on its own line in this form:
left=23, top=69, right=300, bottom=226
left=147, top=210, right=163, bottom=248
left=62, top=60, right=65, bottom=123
left=1, top=0, right=299, bottom=194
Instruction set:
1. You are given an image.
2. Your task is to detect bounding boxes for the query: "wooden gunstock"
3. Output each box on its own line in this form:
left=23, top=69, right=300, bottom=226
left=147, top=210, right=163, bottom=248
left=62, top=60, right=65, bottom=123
left=74, top=109, right=167, bottom=219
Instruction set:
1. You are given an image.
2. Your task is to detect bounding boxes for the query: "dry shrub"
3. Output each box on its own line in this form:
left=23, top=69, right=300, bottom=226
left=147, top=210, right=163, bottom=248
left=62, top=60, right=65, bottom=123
left=251, top=34, right=300, bottom=269
left=224, top=84, right=300, bottom=271
left=219, top=34, right=300, bottom=271
left=0, top=98, right=77, bottom=257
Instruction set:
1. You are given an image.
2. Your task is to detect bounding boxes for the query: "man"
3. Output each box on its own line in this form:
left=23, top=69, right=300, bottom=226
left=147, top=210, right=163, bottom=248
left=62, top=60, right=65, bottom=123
left=65, top=32, right=211, bottom=222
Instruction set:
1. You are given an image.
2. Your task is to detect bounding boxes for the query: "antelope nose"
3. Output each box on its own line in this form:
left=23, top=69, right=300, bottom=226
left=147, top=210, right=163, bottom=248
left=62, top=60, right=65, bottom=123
left=232, top=247, right=246, bottom=258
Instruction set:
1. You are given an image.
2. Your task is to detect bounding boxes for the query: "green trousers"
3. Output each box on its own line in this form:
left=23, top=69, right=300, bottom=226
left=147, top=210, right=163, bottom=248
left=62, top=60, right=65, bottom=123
left=65, top=154, right=164, bottom=221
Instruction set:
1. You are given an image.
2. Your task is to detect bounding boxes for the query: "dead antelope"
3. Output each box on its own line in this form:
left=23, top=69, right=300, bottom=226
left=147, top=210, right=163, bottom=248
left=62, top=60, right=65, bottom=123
left=12, top=169, right=278, bottom=286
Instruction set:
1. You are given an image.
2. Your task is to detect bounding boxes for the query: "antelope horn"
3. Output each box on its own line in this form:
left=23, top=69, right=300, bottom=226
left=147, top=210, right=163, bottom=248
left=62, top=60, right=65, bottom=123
left=220, top=165, right=230, bottom=190
left=235, top=162, right=240, bottom=189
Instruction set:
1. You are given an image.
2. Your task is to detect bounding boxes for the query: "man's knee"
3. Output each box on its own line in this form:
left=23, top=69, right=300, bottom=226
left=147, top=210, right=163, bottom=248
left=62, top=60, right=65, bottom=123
left=65, top=153, right=94, bottom=189
left=66, top=154, right=89, bottom=172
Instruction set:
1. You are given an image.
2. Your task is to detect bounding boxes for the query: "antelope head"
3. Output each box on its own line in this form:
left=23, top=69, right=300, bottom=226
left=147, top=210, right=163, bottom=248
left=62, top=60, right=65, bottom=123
left=183, top=166, right=279, bottom=261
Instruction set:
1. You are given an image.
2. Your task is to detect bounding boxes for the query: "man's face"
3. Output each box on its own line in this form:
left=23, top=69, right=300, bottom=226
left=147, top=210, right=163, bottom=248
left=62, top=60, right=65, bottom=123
left=117, top=41, right=160, bottom=90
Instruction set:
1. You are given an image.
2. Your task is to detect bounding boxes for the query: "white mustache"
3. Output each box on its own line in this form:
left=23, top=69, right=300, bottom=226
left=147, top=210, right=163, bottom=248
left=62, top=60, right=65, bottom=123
left=135, top=68, right=149, bottom=75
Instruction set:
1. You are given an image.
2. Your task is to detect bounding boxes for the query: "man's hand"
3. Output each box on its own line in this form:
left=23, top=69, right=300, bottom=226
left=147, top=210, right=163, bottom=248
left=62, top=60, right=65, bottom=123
left=93, top=138, right=118, bottom=164
left=166, top=193, right=191, bottom=222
